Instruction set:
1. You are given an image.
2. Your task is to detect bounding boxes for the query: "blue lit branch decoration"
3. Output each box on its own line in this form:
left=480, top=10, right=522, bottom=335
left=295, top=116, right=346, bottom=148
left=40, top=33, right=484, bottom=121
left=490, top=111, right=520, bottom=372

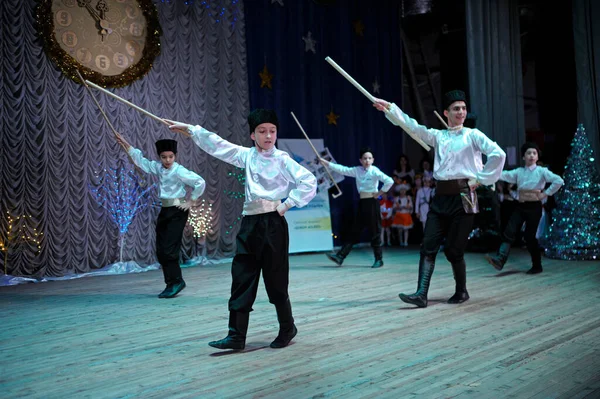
left=544, top=124, right=600, bottom=260
left=90, top=160, right=157, bottom=263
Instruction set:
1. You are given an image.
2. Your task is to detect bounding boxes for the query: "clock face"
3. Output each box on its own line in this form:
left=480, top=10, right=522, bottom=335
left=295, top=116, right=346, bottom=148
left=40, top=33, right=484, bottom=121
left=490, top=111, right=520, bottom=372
left=38, top=0, right=162, bottom=87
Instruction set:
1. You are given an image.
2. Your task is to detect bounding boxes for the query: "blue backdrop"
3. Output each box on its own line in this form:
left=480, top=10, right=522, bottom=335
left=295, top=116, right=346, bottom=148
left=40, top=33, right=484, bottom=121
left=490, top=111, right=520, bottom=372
left=244, top=0, right=405, bottom=245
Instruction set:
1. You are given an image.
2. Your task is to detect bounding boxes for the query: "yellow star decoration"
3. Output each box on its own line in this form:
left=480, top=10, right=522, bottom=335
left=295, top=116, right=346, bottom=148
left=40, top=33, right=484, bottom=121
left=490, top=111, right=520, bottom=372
left=326, top=109, right=340, bottom=125
left=259, top=64, right=273, bottom=89
left=353, top=20, right=365, bottom=37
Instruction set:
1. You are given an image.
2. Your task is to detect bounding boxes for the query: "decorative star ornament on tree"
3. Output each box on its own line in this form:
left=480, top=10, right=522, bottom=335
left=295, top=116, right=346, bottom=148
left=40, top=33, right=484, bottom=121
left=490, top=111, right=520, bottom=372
left=372, top=79, right=381, bottom=94
left=271, top=0, right=284, bottom=5
left=259, top=64, right=273, bottom=89
left=326, top=108, right=340, bottom=125
left=302, top=31, right=317, bottom=54
left=353, top=20, right=365, bottom=37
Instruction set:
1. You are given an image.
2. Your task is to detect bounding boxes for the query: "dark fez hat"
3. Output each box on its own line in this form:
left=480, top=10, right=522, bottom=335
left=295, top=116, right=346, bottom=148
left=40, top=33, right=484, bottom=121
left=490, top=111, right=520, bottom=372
left=155, top=139, right=178, bottom=155
left=443, top=90, right=467, bottom=110
left=521, top=141, right=540, bottom=157
left=248, top=109, right=279, bottom=133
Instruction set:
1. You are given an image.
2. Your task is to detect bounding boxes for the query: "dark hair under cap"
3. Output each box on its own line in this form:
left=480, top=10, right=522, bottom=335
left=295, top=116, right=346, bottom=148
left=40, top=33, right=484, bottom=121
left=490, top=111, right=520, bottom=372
left=360, top=146, right=374, bottom=158
left=155, top=139, right=177, bottom=155
left=521, top=141, right=540, bottom=157
left=443, top=89, right=467, bottom=110
left=248, top=109, right=279, bottom=133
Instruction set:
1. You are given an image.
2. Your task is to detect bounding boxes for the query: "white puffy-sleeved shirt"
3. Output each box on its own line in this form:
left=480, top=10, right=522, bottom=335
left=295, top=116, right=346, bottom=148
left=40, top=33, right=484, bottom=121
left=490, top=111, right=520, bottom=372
left=327, top=163, right=393, bottom=195
left=385, top=104, right=506, bottom=186
left=128, top=147, right=206, bottom=200
left=500, top=164, right=564, bottom=196
left=189, top=126, right=317, bottom=215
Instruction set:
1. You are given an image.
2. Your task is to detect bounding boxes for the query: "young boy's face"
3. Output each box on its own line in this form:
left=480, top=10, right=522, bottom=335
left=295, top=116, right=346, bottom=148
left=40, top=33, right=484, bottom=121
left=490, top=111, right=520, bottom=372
left=251, top=123, right=277, bottom=151
left=360, top=152, right=374, bottom=169
left=160, top=151, right=176, bottom=169
left=523, top=148, right=539, bottom=166
left=444, top=101, right=467, bottom=127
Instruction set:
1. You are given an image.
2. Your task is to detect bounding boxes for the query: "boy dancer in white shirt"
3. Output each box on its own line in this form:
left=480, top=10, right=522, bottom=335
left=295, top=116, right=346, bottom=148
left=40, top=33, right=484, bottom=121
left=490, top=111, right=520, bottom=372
left=373, top=90, right=506, bottom=307
left=320, top=148, right=393, bottom=268
left=167, top=109, right=317, bottom=350
left=115, top=134, right=205, bottom=299
left=485, top=142, right=564, bottom=274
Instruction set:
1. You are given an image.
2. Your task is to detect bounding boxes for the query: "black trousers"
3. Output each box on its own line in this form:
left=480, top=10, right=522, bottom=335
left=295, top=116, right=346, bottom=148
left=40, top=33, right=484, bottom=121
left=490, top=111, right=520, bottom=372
left=156, top=206, right=189, bottom=285
left=502, top=201, right=543, bottom=266
left=347, top=198, right=382, bottom=249
left=229, top=211, right=290, bottom=312
left=421, top=194, right=475, bottom=263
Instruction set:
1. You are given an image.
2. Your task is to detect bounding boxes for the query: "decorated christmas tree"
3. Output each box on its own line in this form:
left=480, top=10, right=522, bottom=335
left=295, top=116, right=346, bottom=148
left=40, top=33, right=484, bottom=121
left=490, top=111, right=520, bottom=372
left=544, top=124, right=600, bottom=260
left=90, top=160, right=157, bottom=262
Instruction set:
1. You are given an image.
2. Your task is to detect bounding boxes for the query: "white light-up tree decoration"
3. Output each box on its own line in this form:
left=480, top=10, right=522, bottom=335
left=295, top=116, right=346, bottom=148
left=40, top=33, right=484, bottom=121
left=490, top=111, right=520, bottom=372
left=1, top=212, right=43, bottom=275
left=188, top=199, right=214, bottom=257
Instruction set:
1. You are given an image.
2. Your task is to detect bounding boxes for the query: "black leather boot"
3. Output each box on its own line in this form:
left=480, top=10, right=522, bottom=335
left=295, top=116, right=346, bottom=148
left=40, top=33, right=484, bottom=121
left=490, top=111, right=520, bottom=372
left=526, top=242, right=543, bottom=274
left=372, top=246, right=384, bottom=268
left=162, top=279, right=186, bottom=298
left=448, top=259, right=470, bottom=304
left=485, top=242, right=511, bottom=271
left=209, top=311, right=249, bottom=350
left=270, top=299, right=297, bottom=348
left=399, top=254, right=435, bottom=308
left=326, top=244, right=352, bottom=266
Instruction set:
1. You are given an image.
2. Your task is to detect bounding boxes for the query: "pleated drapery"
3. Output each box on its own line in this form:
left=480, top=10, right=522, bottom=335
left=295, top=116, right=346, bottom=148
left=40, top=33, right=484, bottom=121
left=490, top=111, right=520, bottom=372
left=0, top=0, right=250, bottom=277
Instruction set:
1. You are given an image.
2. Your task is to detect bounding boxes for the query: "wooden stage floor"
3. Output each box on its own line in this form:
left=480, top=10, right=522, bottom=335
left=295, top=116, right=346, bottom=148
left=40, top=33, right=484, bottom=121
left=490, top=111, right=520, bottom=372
left=1, top=247, right=599, bottom=399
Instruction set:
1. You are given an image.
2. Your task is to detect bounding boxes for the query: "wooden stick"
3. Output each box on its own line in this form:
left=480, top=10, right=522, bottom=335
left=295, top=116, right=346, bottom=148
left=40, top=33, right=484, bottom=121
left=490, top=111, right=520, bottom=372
left=325, top=56, right=431, bottom=151
left=325, top=57, right=376, bottom=103
left=434, top=110, right=450, bottom=129
left=77, top=71, right=120, bottom=139
left=84, top=79, right=169, bottom=126
left=290, top=112, right=343, bottom=198
left=76, top=70, right=143, bottom=173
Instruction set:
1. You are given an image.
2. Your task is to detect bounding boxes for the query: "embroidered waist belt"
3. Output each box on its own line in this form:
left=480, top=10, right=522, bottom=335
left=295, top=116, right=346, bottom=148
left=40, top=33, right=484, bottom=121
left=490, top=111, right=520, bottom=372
left=161, top=198, right=186, bottom=208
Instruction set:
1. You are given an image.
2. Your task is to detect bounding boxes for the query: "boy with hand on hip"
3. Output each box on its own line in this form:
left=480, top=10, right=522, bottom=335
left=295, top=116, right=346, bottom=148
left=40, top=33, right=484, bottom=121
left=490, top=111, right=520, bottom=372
left=115, top=133, right=205, bottom=298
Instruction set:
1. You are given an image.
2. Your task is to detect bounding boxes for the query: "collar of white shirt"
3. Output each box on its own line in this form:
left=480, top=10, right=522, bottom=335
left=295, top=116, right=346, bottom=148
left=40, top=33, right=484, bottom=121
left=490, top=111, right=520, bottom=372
left=527, top=164, right=538, bottom=171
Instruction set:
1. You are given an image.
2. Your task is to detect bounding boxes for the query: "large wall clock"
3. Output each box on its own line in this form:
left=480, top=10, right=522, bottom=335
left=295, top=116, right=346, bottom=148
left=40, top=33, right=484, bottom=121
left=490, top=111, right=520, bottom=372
left=37, top=0, right=162, bottom=87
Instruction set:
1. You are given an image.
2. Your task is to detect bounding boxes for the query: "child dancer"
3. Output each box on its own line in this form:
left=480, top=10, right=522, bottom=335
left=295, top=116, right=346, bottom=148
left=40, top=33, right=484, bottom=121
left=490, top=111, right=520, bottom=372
left=166, top=109, right=317, bottom=350
left=115, top=133, right=206, bottom=299
left=373, top=90, right=506, bottom=307
left=320, top=147, right=393, bottom=268
left=380, top=194, right=394, bottom=246
left=485, top=142, right=564, bottom=274
left=392, top=183, right=413, bottom=246
left=415, top=175, right=434, bottom=232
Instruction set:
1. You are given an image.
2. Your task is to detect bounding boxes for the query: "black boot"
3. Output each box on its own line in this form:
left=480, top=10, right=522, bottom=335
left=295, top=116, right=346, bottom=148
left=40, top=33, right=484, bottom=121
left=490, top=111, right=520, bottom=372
left=158, top=284, right=173, bottom=298
left=270, top=299, right=297, bottom=348
left=326, top=244, right=352, bottom=266
left=448, top=260, right=470, bottom=304
left=209, top=311, right=249, bottom=350
left=526, top=242, right=543, bottom=274
left=162, top=279, right=186, bottom=298
left=372, top=246, right=384, bottom=268
left=399, top=254, right=435, bottom=308
left=485, top=242, right=511, bottom=271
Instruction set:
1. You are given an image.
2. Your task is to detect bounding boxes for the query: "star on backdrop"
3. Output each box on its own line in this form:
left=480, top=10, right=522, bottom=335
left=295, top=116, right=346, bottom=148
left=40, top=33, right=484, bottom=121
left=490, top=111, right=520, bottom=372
left=372, top=79, right=380, bottom=94
left=302, top=31, right=317, bottom=54
left=326, top=108, right=340, bottom=125
left=259, top=64, right=273, bottom=89
left=353, top=20, right=365, bottom=37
